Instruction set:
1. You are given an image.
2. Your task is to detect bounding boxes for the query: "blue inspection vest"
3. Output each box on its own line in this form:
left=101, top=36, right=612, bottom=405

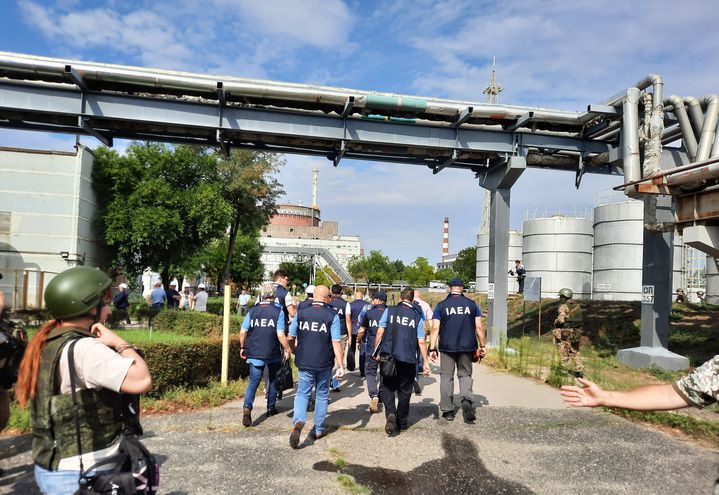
left=328, top=296, right=349, bottom=336
left=362, top=304, right=387, bottom=351
left=350, top=299, right=365, bottom=333
left=297, top=298, right=313, bottom=312
left=245, top=302, right=283, bottom=360
left=274, top=283, right=291, bottom=328
left=435, top=293, right=479, bottom=353
left=294, top=303, right=336, bottom=371
left=380, top=302, right=421, bottom=364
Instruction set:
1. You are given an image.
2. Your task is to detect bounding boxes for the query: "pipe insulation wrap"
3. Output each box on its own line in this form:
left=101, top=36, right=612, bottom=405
left=365, top=95, right=427, bottom=113
left=622, top=87, right=641, bottom=190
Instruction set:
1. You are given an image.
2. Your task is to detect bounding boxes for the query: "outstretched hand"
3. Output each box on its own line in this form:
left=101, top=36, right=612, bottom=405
left=560, top=378, right=604, bottom=407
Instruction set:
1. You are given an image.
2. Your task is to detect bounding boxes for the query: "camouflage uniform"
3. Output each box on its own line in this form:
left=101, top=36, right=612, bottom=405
left=672, top=355, right=719, bottom=495
left=552, top=302, right=583, bottom=372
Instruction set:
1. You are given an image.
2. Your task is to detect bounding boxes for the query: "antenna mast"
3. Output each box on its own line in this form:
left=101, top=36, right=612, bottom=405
left=480, top=57, right=503, bottom=234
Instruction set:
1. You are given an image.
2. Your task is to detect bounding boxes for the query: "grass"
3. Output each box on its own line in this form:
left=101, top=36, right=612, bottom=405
left=119, top=328, right=201, bottom=344
left=329, top=448, right=371, bottom=495
left=141, top=379, right=248, bottom=414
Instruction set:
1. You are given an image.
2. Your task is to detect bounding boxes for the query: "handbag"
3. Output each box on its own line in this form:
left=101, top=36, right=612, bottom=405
left=277, top=356, right=294, bottom=393
left=66, top=339, right=159, bottom=494
left=379, top=315, right=399, bottom=378
left=346, top=334, right=356, bottom=372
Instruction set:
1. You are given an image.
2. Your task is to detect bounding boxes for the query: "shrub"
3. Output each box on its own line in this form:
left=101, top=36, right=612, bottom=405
left=141, top=336, right=248, bottom=395
left=151, top=310, right=243, bottom=337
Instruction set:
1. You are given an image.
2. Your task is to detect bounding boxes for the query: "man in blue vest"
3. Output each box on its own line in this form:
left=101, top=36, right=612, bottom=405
left=327, top=284, right=352, bottom=390
left=374, top=288, right=430, bottom=435
left=239, top=283, right=292, bottom=426
left=272, top=269, right=297, bottom=329
left=429, top=278, right=485, bottom=423
left=297, top=284, right=315, bottom=312
left=287, top=285, right=344, bottom=448
left=357, top=291, right=388, bottom=413
left=349, top=290, right=367, bottom=375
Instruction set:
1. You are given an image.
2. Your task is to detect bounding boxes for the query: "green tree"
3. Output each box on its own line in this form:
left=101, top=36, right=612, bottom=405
left=216, top=150, right=285, bottom=285
left=404, top=257, right=436, bottom=287
left=181, top=235, right=264, bottom=289
left=92, top=143, right=233, bottom=284
left=348, top=250, right=393, bottom=287
left=389, top=259, right=406, bottom=281
left=279, top=257, right=313, bottom=290
left=435, top=267, right=459, bottom=282
left=314, top=266, right=336, bottom=287
left=453, top=247, right=477, bottom=284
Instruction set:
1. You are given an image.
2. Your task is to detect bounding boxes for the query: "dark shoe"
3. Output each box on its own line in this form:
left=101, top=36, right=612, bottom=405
left=242, top=407, right=252, bottom=427
left=310, top=430, right=326, bottom=441
left=277, top=389, right=283, bottom=401
left=461, top=400, right=476, bottom=422
left=442, top=410, right=455, bottom=421
left=289, top=421, right=304, bottom=449
left=385, top=414, right=397, bottom=435
left=369, top=396, right=380, bottom=413
left=267, top=407, right=279, bottom=417
left=413, top=379, right=422, bottom=395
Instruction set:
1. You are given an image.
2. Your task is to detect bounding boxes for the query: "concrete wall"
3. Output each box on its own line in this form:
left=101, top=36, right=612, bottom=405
left=0, top=146, right=102, bottom=309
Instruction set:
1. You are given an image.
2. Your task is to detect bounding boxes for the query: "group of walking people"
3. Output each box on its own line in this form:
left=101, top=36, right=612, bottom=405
left=239, top=270, right=486, bottom=447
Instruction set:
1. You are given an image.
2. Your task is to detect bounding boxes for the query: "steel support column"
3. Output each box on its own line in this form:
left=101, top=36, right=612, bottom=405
left=479, top=156, right=526, bottom=346
left=616, top=195, right=689, bottom=370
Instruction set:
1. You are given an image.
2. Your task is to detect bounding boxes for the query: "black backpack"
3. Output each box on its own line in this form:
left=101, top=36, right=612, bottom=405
left=0, top=318, right=27, bottom=389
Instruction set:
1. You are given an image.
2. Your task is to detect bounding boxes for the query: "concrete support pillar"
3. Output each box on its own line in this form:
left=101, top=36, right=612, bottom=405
left=617, top=195, right=689, bottom=370
left=487, top=189, right=510, bottom=346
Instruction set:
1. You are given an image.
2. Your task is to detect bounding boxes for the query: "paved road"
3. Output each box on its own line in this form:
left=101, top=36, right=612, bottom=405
left=1, top=364, right=717, bottom=494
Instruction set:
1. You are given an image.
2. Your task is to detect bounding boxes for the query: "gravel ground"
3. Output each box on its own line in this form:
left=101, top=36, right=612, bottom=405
left=1, top=365, right=717, bottom=494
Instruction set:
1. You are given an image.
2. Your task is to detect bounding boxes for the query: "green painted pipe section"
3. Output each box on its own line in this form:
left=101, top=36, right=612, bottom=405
left=363, top=114, right=416, bottom=123
left=366, top=94, right=427, bottom=113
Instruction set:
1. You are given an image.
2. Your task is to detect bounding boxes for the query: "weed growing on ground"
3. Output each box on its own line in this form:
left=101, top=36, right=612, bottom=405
left=336, top=474, right=371, bottom=495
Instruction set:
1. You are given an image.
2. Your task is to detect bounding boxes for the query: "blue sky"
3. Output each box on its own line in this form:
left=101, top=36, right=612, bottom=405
left=2, top=0, right=719, bottom=264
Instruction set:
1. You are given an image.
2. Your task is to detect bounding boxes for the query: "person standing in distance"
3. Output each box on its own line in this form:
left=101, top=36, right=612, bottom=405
left=236, top=289, right=251, bottom=316
left=374, top=288, right=430, bottom=435
left=287, top=285, right=344, bottom=447
left=165, top=282, right=181, bottom=309
left=429, top=278, right=485, bottom=423
left=240, top=283, right=292, bottom=426
left=15, top=266, right=152, bottom=494
left=327, top=284, right=352, bottom=390
left=357, top=291, right=388, bottom=413
left=192, top=283, right=208, bottom=312
left=112, top=283, right=131, bottom=325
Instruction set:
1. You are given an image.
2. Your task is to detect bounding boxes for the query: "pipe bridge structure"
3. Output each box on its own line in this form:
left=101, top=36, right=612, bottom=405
left=2, top=52, right=718, bottom=369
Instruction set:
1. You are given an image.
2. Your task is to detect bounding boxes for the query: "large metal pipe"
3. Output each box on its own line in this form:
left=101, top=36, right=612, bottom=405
left=0, top=51, right=595, bottom=127
left=622, top=87, right=641, bottom=193
left=666, top=161, right=719, bottom=187
left=661, top=124, right=683, bottom=144
left=664, top=96, right=698, bottom=159
left=711, top=117, right=719, bottom=158
left=603, top=74, right=663, bottom=107
left=696, top=95, right=719, bottom=161
left=684, top=96, right=704, bottom=141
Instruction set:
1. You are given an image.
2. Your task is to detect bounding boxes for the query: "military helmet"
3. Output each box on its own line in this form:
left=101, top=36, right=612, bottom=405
left=45, top=266, right=112, bottom=319
left=558, top=288, right=573, bottom=299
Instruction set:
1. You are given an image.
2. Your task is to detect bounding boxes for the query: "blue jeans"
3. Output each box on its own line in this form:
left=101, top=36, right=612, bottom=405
left=34, top=465, right=80, bottom=495
left=244, top=361, right=281, bottom=410
left=293, top=367, right=333, bottom=434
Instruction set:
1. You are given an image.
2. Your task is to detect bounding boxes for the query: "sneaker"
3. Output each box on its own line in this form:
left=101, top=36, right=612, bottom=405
left=266, top=407, right=279, bottom=417
left=242, top=407, right=252, bottom=427
left=310, top=430, right=326, bottom=441
left=369, top=396, right=379, bottom=413
left=461, top=400, right=476, bottom=422
left=413, top=379, right=422, bottom=396
left=442, top=410, right=455, bottom=421
left=289, top=421, right=304, bottom=449
left=385, top=414, right=397, bottom=435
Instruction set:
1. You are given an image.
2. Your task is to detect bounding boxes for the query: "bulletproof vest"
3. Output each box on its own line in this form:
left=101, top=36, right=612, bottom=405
left=349, top=299, right=365, bottom=332
left=297, top=298, right=313, bottom=312
left=30, top=327, right=125, bottom=471
left=244, top=302, right=283, bottom=360
left=435, top=293, right=479, bottom=353
left=328, top=296, right=349, bottom=335
left=294, top=303, right=337, bottom=371
left=362, top=304, right=387, bottom=348
left=274, top=283, right=290, bottom=328
left=380, top=303, right=421, bottom=364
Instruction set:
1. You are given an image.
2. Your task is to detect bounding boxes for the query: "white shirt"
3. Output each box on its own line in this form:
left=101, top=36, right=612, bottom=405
left=193, top=290, right=208, bottom=311
left=238, top=293, right=251, bottom=306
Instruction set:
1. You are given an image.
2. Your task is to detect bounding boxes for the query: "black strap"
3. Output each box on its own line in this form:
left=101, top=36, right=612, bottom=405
left=66, top=338, right=86, bottom=480
left=388, top=307, right=399, bottom=355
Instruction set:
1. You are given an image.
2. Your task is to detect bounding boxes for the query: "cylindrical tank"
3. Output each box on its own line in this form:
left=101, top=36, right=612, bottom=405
left=522, top=215, right=593, bottom=299
left=476, top=230, right=523, bottom=292
left=592, top=200, right=643, bottom=301
left=705, top=256, right=719, bottom=304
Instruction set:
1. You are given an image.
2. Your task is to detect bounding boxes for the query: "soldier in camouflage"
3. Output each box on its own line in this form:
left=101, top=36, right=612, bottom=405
left=560, top=355, right=719, bottom=494
left=552, top=288, right=583, bottom=376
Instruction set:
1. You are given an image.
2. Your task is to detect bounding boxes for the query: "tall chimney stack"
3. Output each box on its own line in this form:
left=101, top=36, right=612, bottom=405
left=311, top=167, right=319, bottom=207
left=442, top=217, right=449, bottom=258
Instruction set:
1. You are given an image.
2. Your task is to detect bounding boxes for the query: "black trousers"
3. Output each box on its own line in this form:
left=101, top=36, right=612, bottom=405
left=380, top=360, right=416, bottom=429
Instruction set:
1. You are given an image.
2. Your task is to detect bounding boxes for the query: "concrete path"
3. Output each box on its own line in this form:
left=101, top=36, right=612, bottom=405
left=1, top=363, right=717, bottom=494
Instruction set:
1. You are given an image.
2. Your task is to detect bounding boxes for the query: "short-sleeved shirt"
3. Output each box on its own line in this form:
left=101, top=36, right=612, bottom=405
left=193, top=291, right=208, bottom=312
left=378, top=305, right=425, bottom=339
left=673, top=355, right=719, bottom=407
left=238, top=293, right=251, bottom=306
left=150, top=287, right=166, bottom=305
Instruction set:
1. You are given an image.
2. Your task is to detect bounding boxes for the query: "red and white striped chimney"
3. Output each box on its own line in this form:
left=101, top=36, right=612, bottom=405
left=442, top=217, right=449, bottom=258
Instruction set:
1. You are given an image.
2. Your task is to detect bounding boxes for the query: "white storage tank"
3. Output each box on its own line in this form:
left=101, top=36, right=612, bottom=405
left=592, top=200, right=643, bottom=301
left=706, top=256, right=719, bottom=304
left=522, top=215, right=593, bottom=299
left=476, top=230, right=523, bottom=293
